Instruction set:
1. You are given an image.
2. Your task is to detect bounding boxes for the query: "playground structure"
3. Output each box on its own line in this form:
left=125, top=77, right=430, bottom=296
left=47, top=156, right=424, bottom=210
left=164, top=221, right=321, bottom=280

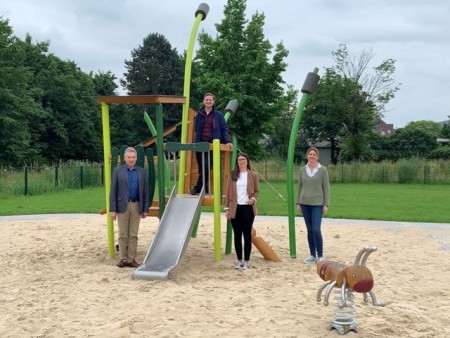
left=316, top=247, right=385, bottom=334
left=98, top=3, right=280, bottom=280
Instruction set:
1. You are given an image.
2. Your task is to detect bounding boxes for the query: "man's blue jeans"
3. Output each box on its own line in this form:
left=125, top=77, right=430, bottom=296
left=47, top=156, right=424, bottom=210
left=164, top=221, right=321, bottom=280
left=300, top=204, right=324, bottom=257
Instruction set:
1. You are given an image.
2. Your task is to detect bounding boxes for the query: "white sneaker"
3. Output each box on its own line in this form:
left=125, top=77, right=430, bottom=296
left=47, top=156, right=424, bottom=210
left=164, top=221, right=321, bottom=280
left=303, top=255, right=317, bottom=264
left=317, top=256, right=324, bottom=263
left=234, top=261, right=243, bottom=269
left=242, top=261, right=250, bottom=270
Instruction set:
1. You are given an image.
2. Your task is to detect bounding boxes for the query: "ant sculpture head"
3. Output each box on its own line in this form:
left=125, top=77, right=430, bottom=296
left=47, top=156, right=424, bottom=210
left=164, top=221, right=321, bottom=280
left=317, top=247, right=377, bottom=293
left=343, top=247, right=376, bottom=293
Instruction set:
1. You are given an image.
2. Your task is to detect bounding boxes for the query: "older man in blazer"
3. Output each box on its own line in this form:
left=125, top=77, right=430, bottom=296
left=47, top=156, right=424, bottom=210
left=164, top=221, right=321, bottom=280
left=109, top=147, right=150, bottom=268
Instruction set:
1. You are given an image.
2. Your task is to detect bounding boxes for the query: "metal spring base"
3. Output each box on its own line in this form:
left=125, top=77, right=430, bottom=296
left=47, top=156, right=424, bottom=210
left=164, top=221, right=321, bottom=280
left=330, top=288, right=357, bottom=335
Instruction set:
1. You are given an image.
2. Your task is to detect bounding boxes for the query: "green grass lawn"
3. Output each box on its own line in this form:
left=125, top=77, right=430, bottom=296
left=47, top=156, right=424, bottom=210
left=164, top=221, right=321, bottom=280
left=257, top=183, right=450, bottom=223
left=1, top=183, right=449, bottom=223
left=0, top=188, right=106, bottom=216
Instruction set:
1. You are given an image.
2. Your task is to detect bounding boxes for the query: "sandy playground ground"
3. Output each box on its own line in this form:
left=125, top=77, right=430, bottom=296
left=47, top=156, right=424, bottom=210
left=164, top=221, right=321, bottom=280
left=1, top=213, right=449, bottom=337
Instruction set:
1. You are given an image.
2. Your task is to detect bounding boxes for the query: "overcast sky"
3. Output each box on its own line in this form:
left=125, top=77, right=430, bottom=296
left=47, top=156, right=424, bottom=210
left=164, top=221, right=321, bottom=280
left=2, top=0, right=449, bottom=128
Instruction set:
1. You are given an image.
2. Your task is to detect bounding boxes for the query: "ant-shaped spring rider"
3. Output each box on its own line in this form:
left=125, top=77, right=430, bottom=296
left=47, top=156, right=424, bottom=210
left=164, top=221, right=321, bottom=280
left=316, top=246, right=385, bottom=334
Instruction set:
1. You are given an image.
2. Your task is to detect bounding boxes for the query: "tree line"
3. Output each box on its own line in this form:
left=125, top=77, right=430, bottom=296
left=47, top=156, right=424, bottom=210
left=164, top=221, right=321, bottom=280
left=1, top=0, right=449, bottom=167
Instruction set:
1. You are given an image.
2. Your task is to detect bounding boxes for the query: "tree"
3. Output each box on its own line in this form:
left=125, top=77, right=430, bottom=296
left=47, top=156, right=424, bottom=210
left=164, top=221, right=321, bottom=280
left=429, top=146, right=450, bottom=160
left=381, top=120, right=441, bottom=160
left=16, top=34, right=54, bottom=164
left=121, top=33, right=183, bottom=96
left=92, top=71, right=118, bottom=96
left=0, top=19, right=36, bottom=165
left=441, top=122, right=450, bottom=139
left=92, top=71, right=137, bottom=147
left=193, top=0, right=290, bottom=158
left=403, top=120, right=442, bottom=139
left=1, top=17, right=137, bottom=165
left=265, top=85, right=298, bottom=158
left=25, top=53, right=102, bottom=162
left=301, top=69, right=377, bottom=162
left=120, top=33, right=184, bottom=142
left=301, top=70, right=351, bottom=163
left=388, top=127, right=437, bottom=159
left=332, top=44, right=400, bottom=114
left=302, top=44, right=400, bottom=162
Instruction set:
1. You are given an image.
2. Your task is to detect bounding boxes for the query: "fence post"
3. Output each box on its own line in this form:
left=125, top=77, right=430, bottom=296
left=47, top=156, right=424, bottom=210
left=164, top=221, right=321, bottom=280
left=24, top=166, right=28, bottom=195
left=264, top=161, right=267, bottom=180
left=54, top=162, right=59, bottom=188
left=80, top=165, right=84, bottom=189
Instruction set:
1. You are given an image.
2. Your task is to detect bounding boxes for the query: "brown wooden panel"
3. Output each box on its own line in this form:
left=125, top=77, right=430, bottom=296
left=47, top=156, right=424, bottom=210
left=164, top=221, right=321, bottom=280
left=202, top=195, right=226, bottom=206
left=97, top=95, right=186, bottom=104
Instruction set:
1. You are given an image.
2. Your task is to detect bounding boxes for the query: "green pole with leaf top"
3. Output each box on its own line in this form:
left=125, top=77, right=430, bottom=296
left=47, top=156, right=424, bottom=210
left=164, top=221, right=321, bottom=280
left=178, top=3, right=210, bottom=194
left=286, top=68, right=320, bottom=258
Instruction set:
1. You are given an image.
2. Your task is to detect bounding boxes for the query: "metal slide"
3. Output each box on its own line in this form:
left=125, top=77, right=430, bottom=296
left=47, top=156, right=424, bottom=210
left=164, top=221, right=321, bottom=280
left=131, top=187, right=204, bottom=280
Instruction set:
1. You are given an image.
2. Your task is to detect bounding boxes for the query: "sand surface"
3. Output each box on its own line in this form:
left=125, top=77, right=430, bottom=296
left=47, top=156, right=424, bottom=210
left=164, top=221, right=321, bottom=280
left=1, top=213, right=449, bottom=337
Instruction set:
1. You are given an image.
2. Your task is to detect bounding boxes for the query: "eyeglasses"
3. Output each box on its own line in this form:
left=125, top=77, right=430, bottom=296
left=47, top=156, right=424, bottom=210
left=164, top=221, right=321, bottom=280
left=238, top=158, right=247, bottom=162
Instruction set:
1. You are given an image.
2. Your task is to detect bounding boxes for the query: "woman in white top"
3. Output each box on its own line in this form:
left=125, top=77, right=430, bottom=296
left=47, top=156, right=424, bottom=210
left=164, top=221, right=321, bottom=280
left=224, top=153, right=259, bottom=270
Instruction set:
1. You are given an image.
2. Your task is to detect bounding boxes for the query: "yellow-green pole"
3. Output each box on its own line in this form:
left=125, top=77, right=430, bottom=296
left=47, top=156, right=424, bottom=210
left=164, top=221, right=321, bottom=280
left=178, top=4, right=209, bottom=194
left=101, top=102, right=115, bottom=257
left=213, top=139, right=222, bottom=261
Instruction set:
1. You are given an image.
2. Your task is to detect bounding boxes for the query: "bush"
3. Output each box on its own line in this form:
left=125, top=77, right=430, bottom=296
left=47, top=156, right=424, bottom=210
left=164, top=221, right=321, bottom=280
left=429, top=146, right=450, bottom=160
left=397, top=158, right=422, bottom=183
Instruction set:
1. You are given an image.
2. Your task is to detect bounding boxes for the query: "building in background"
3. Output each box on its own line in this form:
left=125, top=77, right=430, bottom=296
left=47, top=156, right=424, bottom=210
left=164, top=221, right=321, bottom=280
left=375, top=119, right=395, bottom=136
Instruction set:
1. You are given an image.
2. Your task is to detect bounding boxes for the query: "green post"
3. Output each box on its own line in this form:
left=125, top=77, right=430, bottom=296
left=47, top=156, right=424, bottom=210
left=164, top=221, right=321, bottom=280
left=178, top=4, right=209, bottom=194
left=156, top=104, right=166, bottom=218
left=286, top=68, right=320, bottom=258
left=222, top=100, right=238, bottom=256
left=143, top=111, right=157, bottom=136
left=146, top=148, right=156, bottom=206
left=144, top=111, right=170, bottom=194
left=225, top=134, right=238, bottom=255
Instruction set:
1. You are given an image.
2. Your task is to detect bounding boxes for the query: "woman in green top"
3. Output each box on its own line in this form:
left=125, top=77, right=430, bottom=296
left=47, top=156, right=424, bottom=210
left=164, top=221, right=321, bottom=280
left=296, top=147, right=330, bottom=264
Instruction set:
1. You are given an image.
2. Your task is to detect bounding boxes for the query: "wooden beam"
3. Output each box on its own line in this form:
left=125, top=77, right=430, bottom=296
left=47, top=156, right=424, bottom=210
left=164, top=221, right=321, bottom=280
left=97, top=95, right=186, bottom=104
left=141, top=122, right=182, bottom=147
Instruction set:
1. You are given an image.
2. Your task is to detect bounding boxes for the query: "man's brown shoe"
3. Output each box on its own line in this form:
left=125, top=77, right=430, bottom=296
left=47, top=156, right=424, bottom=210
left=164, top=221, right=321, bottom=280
left=127, top=260, right=140, bottom=268
left=116, top=260, right=127, bottom=268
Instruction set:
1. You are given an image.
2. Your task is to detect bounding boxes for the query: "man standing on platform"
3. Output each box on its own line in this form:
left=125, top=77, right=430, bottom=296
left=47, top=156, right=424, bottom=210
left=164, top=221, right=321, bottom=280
left=190, top=93, right=233, bottom=195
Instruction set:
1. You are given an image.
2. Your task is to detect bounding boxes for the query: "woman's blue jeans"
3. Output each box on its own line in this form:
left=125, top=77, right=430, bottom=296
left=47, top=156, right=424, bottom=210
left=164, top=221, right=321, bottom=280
left=300, top=204, right=323, bottom=257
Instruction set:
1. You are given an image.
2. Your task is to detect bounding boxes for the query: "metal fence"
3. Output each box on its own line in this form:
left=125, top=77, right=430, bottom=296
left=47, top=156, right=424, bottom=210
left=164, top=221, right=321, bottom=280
left=253, top=159, right=450, bottom=184
left=0, top=162, right=104, bottom=196
left=1, top=158, right=449, bottom=197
